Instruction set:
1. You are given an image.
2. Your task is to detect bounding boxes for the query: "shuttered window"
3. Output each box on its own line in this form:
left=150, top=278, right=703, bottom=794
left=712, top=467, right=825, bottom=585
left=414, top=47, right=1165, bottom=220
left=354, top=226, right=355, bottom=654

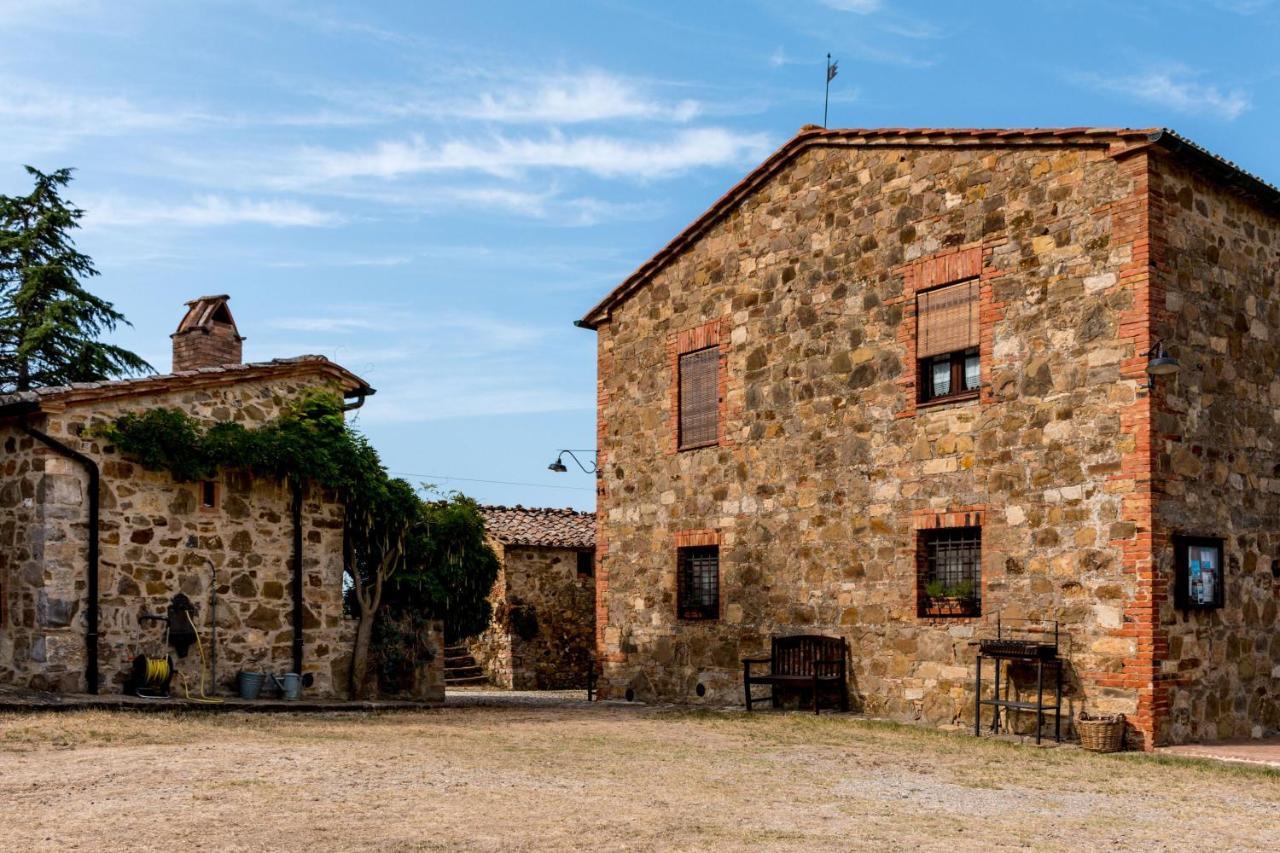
left=917, top=279, right=980, bottom=403
left=678, top=346, right=719, bottom=449
left=677, top=546, right=720, bottom=620
left=917, top=279, right=980, bottom=358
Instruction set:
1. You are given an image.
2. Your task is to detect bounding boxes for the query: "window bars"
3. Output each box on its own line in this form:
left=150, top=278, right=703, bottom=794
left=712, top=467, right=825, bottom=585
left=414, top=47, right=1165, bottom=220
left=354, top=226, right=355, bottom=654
left=677, top=545, right=719, bottom=620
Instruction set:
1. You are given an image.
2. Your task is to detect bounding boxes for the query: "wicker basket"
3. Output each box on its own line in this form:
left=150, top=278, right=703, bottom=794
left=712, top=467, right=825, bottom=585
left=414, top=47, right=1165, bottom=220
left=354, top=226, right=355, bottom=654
left=1077, top=712, right=1126, bottom=753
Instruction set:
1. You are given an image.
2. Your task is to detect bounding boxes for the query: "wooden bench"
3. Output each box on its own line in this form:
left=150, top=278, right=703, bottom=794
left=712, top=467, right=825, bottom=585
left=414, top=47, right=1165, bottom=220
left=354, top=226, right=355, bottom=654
left=742, top=634, right=849, bottom=714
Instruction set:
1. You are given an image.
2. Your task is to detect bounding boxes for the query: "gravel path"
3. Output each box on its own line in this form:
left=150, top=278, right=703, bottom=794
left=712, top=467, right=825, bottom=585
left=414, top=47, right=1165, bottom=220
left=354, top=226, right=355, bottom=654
left=1, top=704, right=1277, bottom=851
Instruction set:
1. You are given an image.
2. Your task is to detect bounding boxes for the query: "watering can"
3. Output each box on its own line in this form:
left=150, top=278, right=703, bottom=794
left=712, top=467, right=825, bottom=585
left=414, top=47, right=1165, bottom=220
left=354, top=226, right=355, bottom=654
left=270, top=672, right=302, bottom=701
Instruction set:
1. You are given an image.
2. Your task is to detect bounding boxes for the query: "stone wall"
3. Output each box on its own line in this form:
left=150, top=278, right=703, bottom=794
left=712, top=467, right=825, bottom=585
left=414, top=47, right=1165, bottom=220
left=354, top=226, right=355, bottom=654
left=470, top=542, right=595, bottom=690
left=1153, top=157, right=1280, bottom=743
left=594, top=139, right=1165, bottom=737
left=0, top=375, right=355, bottom=697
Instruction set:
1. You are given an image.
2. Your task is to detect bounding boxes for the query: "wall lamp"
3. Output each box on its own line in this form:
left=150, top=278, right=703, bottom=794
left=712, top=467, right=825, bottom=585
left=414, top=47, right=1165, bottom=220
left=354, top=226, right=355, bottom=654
left=548, top=449, right=599, bottom=476
left=1144, top=341, right=1181, bottom=390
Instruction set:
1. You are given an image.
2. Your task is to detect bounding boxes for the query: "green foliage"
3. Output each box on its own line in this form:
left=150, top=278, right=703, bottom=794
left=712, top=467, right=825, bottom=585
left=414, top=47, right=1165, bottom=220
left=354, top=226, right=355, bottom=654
left=508, top=601, right=540, bottom=642
left=0, top=166, right=151, bottom=392
left=371, top=611, right=437, bottom=696
left=381, top=492, right=500, bottom=644
left=926, top=578, right=977, bottom=600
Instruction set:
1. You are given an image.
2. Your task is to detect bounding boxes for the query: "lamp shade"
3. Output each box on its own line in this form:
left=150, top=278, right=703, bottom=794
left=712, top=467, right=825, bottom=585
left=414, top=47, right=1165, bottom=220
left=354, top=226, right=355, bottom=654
left=1146, top=355, right=1180, bottom=376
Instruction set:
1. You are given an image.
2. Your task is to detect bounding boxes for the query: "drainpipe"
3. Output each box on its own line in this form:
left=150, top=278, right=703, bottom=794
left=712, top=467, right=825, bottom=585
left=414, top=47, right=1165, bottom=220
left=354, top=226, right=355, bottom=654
left=290, top=477, right=304, bottom=676
left=22, top=423, right=100, bottom=695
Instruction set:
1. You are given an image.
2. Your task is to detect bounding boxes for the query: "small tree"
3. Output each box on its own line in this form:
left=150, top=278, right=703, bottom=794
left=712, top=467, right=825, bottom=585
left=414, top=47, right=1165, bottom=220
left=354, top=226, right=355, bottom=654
left=344, top=467, right=422, bottom=698
left=0, top=166, right=151, bottom=392
left=383, top=493, right=501, bottom=643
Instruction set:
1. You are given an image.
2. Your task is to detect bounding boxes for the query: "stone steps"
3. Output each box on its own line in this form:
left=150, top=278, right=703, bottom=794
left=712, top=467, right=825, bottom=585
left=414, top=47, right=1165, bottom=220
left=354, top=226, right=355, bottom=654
left=443, top=645, right=490, bottom=687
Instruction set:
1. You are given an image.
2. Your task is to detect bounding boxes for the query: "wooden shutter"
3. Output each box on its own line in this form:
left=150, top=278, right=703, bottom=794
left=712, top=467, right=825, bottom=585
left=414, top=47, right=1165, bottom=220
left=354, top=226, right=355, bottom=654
left=679, top=347, right=718, bottom=448
left=917, top=280, right=980, bottom=358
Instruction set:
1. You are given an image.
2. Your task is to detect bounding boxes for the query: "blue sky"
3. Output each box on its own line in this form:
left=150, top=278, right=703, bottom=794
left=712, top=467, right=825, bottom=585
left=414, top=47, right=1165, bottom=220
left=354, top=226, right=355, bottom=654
left=2, top=0, right=1276, bottom=510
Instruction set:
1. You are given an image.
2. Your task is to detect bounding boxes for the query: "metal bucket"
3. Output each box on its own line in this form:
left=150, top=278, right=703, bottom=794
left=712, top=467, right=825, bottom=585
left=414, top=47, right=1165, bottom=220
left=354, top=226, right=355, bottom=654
left=237, top=671, right=264, bottom=700
left=272, top=672, right=302, bottom=700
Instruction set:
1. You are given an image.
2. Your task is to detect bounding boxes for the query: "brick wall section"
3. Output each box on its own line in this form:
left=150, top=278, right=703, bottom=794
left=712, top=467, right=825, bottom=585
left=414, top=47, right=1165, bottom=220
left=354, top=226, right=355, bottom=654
left=172, top=326, right=243, bottom=372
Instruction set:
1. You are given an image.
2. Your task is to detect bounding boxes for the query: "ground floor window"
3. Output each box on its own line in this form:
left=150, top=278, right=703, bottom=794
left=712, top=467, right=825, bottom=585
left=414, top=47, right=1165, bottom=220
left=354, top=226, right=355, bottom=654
left=677, top=545, right=719, bottom=620
left=918, top=527, right=981, bottom=617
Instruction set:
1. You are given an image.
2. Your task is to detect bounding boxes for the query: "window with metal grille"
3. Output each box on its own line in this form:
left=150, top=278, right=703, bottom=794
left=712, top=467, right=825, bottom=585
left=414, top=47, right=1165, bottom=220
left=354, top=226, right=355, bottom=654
left=917, top=279, right=980, bottom=403
left=918, top=527, right=981, bottom=616
left=677, top=545, right=719, bottom=620
left=678, top=346, right=719, bottom=449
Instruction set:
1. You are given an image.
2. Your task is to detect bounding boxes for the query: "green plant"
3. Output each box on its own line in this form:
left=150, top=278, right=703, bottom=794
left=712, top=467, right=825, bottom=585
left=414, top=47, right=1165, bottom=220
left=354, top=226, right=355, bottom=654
left=950, top=579, right=977, bottom=600
left=925, top=579, right=946, bottom=599
left=508, top=602, right=539, bottom=642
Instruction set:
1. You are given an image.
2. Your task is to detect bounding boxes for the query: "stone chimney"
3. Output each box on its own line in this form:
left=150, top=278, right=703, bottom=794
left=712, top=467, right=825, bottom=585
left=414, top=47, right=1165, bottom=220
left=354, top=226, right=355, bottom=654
left=171, top=295, right=244, bottom=372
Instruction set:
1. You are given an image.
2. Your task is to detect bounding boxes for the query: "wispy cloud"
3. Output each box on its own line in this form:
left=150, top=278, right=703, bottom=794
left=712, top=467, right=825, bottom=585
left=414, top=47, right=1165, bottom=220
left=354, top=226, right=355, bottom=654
left=819, top=0, right=883, bottom=13
left=451, top=71, right=700, bottom=123
left=1075, top=68, right=1250, bottom=121
left=83, top=195, right=343, bottom=228
left=290, top=127, right=773, bottom=183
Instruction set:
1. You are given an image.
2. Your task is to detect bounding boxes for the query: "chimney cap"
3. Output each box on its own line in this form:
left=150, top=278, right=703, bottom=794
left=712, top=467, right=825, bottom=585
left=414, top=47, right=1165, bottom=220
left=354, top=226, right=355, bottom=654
left=173, top=294, right=244, bottom=340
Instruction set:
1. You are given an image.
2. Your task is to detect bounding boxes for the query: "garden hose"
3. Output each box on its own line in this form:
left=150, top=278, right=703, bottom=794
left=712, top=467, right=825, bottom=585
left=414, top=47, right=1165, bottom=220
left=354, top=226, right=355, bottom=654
left=179, top=609, right=224, bottom=704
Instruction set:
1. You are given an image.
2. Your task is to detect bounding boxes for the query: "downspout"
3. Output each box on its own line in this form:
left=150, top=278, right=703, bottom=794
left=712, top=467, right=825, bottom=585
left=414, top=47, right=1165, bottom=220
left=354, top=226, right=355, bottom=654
left=290, top=477, right=304, bottom=676
left=22, top=422, right=100, bottom=695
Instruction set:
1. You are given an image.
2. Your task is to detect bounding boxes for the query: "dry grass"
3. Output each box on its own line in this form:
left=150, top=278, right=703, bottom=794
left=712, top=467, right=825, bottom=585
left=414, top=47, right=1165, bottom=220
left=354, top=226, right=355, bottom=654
left=1, top=704, right=1278, bottom=852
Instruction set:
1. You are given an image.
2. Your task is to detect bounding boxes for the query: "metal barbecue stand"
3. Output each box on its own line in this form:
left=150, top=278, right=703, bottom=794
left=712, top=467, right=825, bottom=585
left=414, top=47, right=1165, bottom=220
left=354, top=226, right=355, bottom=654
left=973, top=617, right=1063, bottom=744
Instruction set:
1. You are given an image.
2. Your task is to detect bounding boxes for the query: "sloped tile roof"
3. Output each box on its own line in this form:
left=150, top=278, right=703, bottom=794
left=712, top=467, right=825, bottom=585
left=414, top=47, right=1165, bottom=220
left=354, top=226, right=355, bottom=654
left=0, top=355, right=374, bottom=415
left=480, top=504, right=596, bottom=549
left=577, top=126, right=1280, bottom=328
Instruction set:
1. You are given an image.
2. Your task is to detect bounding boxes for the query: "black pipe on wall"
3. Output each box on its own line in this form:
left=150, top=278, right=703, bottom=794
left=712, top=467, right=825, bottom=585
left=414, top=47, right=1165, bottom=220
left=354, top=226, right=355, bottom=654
left=22, top=423, right=100, bottom=694
left=290, top=477, right=304, bottom=676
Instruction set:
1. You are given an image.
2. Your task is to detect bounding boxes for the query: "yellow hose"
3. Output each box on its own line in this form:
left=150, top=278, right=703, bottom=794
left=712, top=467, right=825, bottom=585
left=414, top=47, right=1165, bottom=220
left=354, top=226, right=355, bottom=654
left=180, top=610, right=224, bottom=704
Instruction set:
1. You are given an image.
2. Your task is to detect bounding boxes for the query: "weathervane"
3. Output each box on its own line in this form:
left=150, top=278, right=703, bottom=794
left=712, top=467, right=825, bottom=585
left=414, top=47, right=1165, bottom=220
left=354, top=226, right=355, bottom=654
left=824, top=53, right=839, bottom=128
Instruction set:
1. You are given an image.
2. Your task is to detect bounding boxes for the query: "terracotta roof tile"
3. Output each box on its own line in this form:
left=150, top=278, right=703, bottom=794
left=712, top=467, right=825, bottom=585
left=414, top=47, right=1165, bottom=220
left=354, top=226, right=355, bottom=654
left=0, top=355, right=374, bottom=415
left=480, top=504, right=596, bottom=549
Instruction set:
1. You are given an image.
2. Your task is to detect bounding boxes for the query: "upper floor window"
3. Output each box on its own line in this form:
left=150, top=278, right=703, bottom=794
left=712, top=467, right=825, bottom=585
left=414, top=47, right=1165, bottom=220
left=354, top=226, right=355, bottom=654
left=677, top=545, right=719, bottom=620
left=678, top=347, right=719, bottom=449
left=918, top=279, right=980, bottom=403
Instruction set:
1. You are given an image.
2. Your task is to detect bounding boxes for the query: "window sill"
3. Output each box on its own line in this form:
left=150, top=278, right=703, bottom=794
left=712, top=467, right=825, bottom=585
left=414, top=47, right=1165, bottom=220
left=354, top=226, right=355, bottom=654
left=916, top=390, right=979, bottom=412
left=677, top=440, right=720, bottom=452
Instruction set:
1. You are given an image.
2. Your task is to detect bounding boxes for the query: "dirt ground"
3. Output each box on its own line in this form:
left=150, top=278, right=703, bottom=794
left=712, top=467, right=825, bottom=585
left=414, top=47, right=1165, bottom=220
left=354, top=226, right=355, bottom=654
left=1, top=703, right=1278, bottom=852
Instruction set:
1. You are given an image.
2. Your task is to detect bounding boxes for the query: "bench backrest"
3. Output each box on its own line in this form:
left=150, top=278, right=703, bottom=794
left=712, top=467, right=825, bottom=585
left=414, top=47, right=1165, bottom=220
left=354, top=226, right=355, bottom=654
left=770, top=634, right=846, bottom=676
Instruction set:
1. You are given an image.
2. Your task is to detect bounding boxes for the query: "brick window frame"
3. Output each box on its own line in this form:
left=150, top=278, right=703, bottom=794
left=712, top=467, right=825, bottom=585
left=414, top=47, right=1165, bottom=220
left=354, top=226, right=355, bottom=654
left=674, top=529, right=721, bottom=621
left=912, top=508, right=986, bottom=620
left=668, top=318, right=731, bottom=454
left=894, top=245, right=1006, bottom=418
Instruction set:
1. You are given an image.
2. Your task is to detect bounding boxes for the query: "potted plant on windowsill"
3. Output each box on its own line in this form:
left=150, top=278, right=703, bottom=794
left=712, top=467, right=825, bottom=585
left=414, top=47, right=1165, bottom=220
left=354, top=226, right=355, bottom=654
left=924, top=579, right=979, bottom=617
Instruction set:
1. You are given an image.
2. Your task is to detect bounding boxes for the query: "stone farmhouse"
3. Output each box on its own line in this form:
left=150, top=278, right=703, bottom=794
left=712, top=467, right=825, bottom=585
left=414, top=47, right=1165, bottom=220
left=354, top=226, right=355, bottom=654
left=578, top=127, right=1280, bottom=748
left=467, top=505, right=595, bottom=689
left=0, top=295, right=372, bottom=698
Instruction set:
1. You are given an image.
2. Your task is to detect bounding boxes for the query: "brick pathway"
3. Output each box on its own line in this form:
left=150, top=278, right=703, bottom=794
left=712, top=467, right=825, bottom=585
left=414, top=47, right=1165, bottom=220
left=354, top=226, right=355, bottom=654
left=1160, top=738, right=1280, bottom=769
